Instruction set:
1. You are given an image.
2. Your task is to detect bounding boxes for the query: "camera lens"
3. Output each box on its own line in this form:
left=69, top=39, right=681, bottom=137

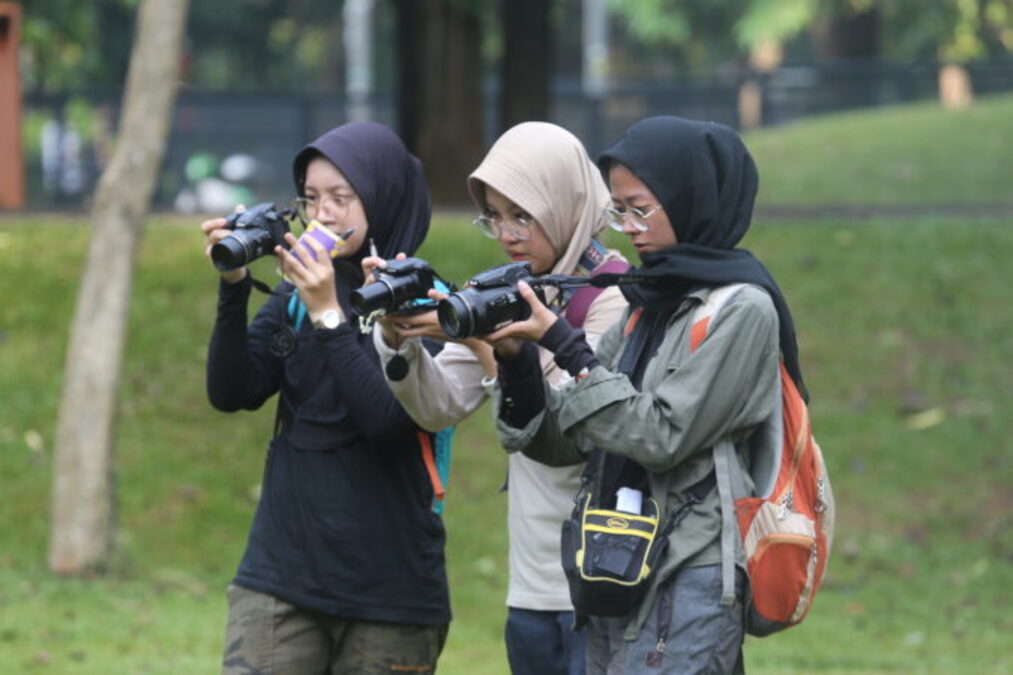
left=350, top=278, right=397, bottom=315
left=211, top=228, right=272, bottom=271
left=211, top=236, right=250, bottom=271
left=437, top=294, right=475, bottom=339
left=438, top=284, right=541, bottom=339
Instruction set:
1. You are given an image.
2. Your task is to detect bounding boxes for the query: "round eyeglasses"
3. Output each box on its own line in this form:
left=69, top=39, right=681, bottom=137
left=473, top=212, right=537, bottom=241
left=602, top=204, right=662, bottom=233
left=291, top=193, right=358, bottom=224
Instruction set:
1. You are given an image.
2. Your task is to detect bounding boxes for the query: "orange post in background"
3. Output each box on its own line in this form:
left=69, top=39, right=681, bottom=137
left=0, top=2, right=24, bottom=209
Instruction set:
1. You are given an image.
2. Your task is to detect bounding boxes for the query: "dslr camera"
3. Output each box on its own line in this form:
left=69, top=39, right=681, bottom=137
left=351, top=257, right=445, bottom=315
left=438, top=262, right=546, bottom=339
left=211, top=202, right=294, bottom=271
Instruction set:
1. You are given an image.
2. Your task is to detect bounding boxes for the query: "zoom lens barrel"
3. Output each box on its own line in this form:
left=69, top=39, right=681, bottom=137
left=437, top=294, right=475, bottom=339
left=211, top=227, right=276, bottom=271
left=350, top=278, right=398, bottom=315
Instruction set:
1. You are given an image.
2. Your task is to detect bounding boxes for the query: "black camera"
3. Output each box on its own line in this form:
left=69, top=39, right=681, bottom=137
left=350, top=257, right=441, bottom=315
left=437, top=262, right=546, bottom=339
left=211, top=202, right=294, bottom=271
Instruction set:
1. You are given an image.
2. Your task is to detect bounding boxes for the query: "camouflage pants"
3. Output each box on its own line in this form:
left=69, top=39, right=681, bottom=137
left=222, top=584, right=448, bottom=675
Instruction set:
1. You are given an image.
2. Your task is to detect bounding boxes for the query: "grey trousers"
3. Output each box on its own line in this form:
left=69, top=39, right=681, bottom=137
left=221, top=584, right=448, bottom=675
left=586, top=565, right=746, bottom=674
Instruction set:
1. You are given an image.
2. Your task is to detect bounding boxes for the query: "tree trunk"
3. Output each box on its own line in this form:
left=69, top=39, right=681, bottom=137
left=501, top=0, right=551, bottom=132
left=976, top=0, right=1008, bottom=58
left=396, top=0, right=483, bottom=206
left=0, top=2, right=25, bottom=209
left=395, top=0, right=423, bottom=152
left=809, top=5, right=881, bottom=60
left=48, top=0, right=189, bottom=575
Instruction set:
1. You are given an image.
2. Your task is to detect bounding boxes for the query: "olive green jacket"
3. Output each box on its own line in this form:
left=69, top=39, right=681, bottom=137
left=494, top=284, right=782, bottom=640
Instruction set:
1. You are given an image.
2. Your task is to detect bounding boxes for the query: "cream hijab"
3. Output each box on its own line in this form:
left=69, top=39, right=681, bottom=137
left=467, top=122, right=610, bottom=277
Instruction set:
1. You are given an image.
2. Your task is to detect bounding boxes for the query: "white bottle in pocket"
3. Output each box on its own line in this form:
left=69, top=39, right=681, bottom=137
left=615, top=487, right=643, bottom=515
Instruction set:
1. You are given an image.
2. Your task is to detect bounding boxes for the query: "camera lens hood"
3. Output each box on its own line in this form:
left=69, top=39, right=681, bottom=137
left=211, top=236, right=249, bottom=271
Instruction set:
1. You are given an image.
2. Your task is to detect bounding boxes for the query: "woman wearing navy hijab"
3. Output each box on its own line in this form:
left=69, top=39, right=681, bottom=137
left=487, top=116, right=807, bottom=672
left=201, top=121, right=449, bottom=673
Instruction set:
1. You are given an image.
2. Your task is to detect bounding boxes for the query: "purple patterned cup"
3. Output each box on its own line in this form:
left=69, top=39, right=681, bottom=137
left=292, top=221, right=346, bottom=265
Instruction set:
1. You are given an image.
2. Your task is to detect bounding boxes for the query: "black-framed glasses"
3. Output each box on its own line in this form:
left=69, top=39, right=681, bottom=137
left=473, top=212, right=537, bottom=241
left=291, top=193, right=358, bottom=224
left=602, top=204, right=661, bottom=232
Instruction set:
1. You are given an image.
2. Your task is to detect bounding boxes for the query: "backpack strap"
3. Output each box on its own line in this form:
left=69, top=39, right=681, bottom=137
left=713, top=439, right=738, bottom=607
left=690, top=285, right=748, bottom=607
left=431, top=427, right=454, bottom=514
left=417, top=431, right=447, bottom=509
left=689, top=284, right=747, bottom=353
left=564, top=259, right=632, bottom=328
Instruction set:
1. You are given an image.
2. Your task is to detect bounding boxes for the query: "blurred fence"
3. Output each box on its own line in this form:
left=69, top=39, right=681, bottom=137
left=19, top=58, right=1013, bottom=212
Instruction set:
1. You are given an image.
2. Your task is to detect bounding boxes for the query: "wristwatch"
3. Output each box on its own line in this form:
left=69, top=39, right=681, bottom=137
left=312, top=309, right=342, bottom=330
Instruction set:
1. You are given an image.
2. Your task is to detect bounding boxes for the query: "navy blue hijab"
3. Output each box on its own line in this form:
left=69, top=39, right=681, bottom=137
left=292, top=121, right=431, bottom=280
left=598, top=116, right=806, bottom=399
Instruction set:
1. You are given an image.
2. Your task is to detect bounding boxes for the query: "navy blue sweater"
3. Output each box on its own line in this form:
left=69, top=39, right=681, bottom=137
left=207, top=274, right=450, bottom=625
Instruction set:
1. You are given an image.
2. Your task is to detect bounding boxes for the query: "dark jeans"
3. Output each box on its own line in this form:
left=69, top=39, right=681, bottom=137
left=586, top=565, right=746, bottom=674
left=505, top=607, right=587, bottom=675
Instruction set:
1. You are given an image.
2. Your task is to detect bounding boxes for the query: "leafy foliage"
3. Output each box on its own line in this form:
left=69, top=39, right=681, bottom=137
left=610, top=0, right=1012, bottom=63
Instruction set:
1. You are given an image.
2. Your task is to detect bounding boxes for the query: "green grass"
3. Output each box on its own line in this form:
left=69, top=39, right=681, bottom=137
left=1, top=214, right=1009, bottom=674
left=746, top=93, right=1013, bottom=206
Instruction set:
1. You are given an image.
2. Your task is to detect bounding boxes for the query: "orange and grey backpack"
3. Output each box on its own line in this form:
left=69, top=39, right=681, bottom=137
left=690, top=284, right=836, bottom=636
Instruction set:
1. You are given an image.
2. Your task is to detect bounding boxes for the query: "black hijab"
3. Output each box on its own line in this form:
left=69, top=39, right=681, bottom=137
left=292, top=121, right=431, bottom=285
left=598, top=116, right=806, bottom=399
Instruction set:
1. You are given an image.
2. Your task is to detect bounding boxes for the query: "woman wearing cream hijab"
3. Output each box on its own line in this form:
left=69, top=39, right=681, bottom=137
left=370, top=122, right=629, bottom=674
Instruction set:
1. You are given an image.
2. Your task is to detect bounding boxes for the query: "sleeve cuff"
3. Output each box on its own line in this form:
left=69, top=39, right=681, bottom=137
left=538, top=317, right=599, bottom=376
left=370, top=323, right=423, bottom=363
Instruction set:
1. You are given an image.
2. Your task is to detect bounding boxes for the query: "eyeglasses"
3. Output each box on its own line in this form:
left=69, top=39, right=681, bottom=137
left=602, top=204, right=662, bottom=233
left=291, top=193, right=358, bottom=224
left=473, top=211, right=537, bottom=241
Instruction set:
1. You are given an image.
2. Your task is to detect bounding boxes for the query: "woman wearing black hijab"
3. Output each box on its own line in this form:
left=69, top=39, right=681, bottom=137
left=201, top=121, right=449, bottom=673
left=488, top=116, right=806, bottom=672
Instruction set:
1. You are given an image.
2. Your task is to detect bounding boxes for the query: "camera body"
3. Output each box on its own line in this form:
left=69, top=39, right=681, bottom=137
left=437, top=261, right=546, bottom=339
left=211, top=202, right=292, bottom=271
left=350, top=257, right=438, bottom=315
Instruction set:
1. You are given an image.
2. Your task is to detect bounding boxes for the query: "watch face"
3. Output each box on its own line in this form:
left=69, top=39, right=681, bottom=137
left=321, top=310, right=341, bottom=329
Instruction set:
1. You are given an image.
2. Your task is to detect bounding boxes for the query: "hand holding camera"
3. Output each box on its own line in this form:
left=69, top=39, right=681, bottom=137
left=209, top=202, right=295, bottom=272
left=201, top=205, right=251, bottom=284
left=351, top=257, right=453, bottom=317
left=436, top=262, right=550, bottom=339
left=480, top=279, right=558, bottom=349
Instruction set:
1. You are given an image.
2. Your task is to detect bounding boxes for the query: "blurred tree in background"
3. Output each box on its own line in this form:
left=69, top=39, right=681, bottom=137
left=20, top=0, right=136, bottom=90
left=21, top=0, right=1010, bottom=91
left=610, top=0, right=1011, bottom=75
left=394, top=0, right=484, bottom=203
left=48, top=0, right=189, bottom=575
left=16, top=0, right=1011, bottom=205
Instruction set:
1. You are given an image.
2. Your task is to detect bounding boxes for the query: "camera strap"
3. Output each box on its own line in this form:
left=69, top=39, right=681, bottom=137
left=577, top=239, right=609, bottom=272
left=247, top=273, right=293, bottom=297
left=270, top=291, right=309, bottom=438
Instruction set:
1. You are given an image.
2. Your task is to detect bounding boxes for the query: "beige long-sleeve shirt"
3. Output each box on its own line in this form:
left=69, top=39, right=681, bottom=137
left=372, top=284, right=629, bottom=610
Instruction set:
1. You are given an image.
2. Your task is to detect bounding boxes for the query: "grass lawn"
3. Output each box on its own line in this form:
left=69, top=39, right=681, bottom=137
left=746, top=93, right=1013, bottom=206
left=1, top=212, right=1009, bottom=674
